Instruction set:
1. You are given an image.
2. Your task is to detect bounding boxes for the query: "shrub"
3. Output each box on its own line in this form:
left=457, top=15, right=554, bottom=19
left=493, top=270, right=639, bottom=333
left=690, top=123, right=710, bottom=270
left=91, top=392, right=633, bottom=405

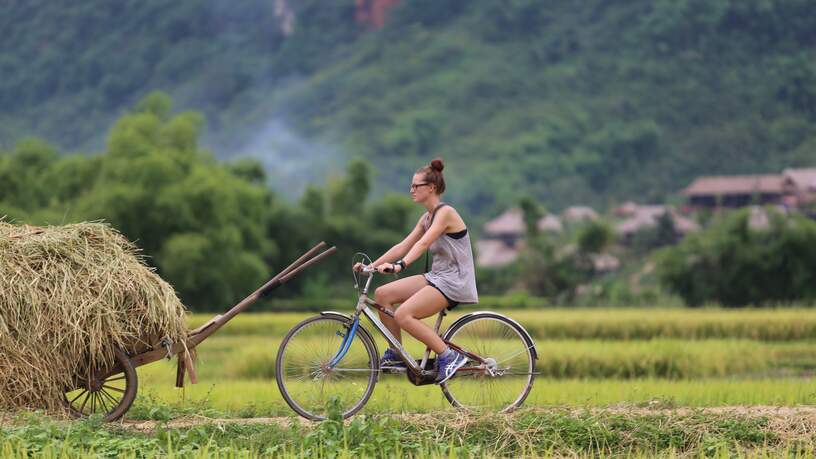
left=657, top=208, right=816, bottom=306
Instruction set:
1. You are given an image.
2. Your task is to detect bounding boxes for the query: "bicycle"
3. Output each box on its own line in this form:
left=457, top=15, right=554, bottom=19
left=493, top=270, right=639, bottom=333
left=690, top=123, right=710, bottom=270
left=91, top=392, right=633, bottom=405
left=275, top=254, right=538, bottom=421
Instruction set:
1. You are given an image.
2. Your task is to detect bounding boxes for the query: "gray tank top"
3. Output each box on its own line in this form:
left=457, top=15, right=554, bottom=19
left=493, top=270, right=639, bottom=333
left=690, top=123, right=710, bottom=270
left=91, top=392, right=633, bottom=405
left=422, top=203, right=479, bottom=304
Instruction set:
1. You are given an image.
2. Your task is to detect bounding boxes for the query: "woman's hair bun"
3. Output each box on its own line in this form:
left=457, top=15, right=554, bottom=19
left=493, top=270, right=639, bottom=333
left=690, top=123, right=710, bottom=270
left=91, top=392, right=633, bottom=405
left=430, top=158, right=444, bottom=172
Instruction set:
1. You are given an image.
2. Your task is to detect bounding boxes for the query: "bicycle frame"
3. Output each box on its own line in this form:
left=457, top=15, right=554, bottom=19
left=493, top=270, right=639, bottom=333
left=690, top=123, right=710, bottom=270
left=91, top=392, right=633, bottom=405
left=328, top=270, right=488, bottom=378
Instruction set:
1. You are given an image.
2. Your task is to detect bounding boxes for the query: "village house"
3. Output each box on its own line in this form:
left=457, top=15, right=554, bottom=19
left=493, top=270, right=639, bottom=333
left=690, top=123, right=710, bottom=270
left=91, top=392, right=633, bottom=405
left=680, top=175, right=785, bottom=208
left=680, top=168, right=816, bottom=209
left=613, top=202, right=699, bottom=241
left=782, top=168, right=816, bottom=207
left=562, top=206, right=598, bottom=223
left=478, top=202, right=706, bottom=269
left=477, top=206, right=611, bottom=269
left=477, top=208, right=563, bottom=268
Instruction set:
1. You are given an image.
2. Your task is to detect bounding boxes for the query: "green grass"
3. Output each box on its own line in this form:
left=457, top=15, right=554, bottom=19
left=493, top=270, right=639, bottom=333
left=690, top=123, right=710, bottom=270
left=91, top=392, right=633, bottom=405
left=4, top=407, right=816, bottom=458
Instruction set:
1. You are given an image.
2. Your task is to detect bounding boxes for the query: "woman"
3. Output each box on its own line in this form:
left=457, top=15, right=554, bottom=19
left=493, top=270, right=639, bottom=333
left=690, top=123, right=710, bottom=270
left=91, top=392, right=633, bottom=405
left=354, top=158, right=478, bottom=384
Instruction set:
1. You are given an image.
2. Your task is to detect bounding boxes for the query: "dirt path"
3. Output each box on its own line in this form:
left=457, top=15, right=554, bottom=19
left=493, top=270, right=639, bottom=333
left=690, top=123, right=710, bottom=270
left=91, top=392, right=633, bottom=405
left=124, top=415, right=308, bottom=431
left=121, top=405, right=816, bottom=434
left=6, top=405, right=816, bottom=441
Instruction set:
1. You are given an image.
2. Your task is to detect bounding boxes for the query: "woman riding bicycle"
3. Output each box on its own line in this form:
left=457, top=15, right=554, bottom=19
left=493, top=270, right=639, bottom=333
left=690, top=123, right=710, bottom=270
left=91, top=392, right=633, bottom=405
left=353, top=158, right=478, bottom=384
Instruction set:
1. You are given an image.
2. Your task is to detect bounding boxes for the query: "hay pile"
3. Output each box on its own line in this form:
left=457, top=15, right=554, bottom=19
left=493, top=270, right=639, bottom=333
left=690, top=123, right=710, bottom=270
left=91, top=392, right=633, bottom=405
left=0, top=222, right=188, bottom=412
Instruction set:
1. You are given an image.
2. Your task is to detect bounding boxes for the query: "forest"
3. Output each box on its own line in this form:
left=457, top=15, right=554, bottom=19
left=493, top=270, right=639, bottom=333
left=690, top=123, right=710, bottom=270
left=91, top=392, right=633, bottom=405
left=2, top=0, right=815, bottom=216
left=3, top=0, right=816, bottom=310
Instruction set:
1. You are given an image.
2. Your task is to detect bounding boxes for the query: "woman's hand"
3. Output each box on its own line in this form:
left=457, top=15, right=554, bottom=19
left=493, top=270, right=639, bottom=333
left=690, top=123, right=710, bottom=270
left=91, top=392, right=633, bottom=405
left=376, top=263, right=402, bottom=274
left=352, top=262, right=366, bottom=272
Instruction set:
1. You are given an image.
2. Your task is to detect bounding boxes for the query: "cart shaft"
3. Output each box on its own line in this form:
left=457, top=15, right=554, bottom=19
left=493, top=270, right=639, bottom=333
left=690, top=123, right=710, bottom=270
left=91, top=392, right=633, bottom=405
left=129, top=242, right=336, bottom=370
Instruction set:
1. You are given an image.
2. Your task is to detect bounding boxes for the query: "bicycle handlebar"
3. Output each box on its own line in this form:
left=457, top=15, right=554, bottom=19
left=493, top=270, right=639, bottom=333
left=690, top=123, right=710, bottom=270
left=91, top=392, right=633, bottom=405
left=359, top=264, right=394, bottom=274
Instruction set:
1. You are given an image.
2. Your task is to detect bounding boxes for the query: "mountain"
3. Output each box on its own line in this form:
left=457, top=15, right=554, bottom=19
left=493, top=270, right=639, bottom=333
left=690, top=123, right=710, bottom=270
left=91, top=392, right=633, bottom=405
left=2, top=0, right=816, bottom=217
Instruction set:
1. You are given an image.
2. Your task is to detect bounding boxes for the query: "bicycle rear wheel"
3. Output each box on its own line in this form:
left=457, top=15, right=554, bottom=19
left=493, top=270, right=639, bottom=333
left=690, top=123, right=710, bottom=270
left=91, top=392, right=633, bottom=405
left=441, top=312, right=536, bottom=413
left=275, top=314, right=378, bottom=420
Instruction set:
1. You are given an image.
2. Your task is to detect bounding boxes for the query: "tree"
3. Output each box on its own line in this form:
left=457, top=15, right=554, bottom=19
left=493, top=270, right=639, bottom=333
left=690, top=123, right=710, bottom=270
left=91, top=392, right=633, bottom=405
left=576, top=220, right=613, bottom=255
left=519, top=196, right=543, bottom=240
left=657, top=208, right=816, bottom=306
left=328, top=157, right=371, bottom=217
left=631, top=211, right=680, bottom=253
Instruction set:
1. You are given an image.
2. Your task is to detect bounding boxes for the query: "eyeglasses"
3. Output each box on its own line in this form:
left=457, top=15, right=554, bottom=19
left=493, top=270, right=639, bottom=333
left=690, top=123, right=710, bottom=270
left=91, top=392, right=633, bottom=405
left=410, top=182, right=430, bottom=191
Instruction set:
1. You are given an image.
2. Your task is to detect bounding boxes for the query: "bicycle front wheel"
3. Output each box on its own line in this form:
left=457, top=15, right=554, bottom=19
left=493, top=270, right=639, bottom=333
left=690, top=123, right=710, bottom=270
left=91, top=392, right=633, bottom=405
left=441, top=312, right=536, bottom=413
left=275, top=314, right=378, bottom=420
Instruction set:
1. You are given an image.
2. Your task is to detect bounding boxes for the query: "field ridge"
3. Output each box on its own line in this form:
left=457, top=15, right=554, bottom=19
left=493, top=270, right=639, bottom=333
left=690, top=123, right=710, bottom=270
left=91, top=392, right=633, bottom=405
left=118, top=405, right=816, bottom=434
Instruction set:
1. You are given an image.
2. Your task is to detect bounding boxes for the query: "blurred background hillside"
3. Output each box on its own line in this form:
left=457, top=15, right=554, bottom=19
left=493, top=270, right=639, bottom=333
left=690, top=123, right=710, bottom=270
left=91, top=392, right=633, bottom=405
left=4, top=0, right=816, bottom=212
left=2, top=0, right=816, bottom=310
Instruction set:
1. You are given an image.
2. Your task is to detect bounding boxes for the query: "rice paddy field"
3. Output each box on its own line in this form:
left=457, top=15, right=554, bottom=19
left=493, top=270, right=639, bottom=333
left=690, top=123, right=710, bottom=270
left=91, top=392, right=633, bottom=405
left=5, top=307, right=816, bottom=457
left=136, top=309, right=816, bottom=413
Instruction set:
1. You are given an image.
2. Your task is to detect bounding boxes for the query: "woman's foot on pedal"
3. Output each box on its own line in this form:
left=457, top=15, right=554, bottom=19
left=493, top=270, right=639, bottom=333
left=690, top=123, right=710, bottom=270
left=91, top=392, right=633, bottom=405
left=379, top=348, right=406, bottom=371
left=435, top=348, right=467, bottom=384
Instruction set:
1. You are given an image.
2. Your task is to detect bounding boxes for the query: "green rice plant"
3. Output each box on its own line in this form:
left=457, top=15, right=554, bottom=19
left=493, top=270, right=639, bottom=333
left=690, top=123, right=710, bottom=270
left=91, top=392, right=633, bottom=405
left=187, top=308, right=816, bottom=341
left=534, top=339, right=771, bottom=379
left=133, top=360, right=816, bottom=415
left=165, top=334, right=816, bottom=381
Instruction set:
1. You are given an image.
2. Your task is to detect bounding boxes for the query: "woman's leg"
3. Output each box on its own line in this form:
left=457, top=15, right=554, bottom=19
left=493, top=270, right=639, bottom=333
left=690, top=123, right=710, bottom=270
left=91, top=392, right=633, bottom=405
left=394, top=287, right=449, bottom=354
left=373, top=275, right=428, bottom=344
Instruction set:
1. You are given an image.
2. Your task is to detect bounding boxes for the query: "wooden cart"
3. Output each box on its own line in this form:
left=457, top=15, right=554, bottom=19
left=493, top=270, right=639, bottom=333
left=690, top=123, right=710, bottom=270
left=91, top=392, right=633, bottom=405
left=62, top=242, right=336, bottom=422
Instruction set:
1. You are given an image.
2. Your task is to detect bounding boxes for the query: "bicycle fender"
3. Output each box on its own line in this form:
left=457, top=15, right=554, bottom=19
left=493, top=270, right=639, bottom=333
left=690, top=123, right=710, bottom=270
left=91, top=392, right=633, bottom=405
left=442, top=311, right=538, bottom=360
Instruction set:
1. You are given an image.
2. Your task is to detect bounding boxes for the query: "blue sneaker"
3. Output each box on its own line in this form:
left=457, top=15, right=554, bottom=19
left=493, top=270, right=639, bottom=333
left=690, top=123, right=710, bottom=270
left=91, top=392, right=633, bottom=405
left=435, top=350, right=467, bottom=384
left=379, top=348, right=406, bottom=370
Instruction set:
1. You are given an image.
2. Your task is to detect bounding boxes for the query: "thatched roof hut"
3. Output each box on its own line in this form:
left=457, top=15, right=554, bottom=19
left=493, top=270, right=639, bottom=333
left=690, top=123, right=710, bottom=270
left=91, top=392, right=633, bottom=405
left=681, top=175, right=785, bottom=207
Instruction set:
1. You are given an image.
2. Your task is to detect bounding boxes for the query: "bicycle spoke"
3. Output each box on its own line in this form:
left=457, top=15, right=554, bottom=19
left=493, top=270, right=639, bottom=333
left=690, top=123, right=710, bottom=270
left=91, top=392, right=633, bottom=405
left=277, top=316, right=377, bottom=420
left=331, top=368, right=378, bottom=373
left=442, top=316, right=535, bottom=413
left=494, top=344, right=536, bottom=364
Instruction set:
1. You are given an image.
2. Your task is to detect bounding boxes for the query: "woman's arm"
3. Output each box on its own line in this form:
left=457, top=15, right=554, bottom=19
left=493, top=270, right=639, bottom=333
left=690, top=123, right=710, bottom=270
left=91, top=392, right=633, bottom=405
left=371, top=216, right=427, bottom=266
left=396, top=207, right=451, bottom=269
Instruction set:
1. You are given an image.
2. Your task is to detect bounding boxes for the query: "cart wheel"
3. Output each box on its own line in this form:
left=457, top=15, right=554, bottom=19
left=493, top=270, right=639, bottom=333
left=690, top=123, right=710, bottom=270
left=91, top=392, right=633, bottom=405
left=64, top=347, right=138, bottom=422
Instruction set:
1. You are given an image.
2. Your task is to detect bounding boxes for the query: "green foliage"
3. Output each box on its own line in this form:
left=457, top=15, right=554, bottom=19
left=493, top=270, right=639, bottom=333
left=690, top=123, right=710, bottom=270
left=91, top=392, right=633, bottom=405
left=286, top=0, right=816, bottom=214
left=657, top=208, right=816, bottom=306
left=0, top=93, right=429, bottom=310
left=519, top=196, right=543, bottom=239
left=476, top=265, right=522, bottom=295
left=295, top=397, right=447, bottom=458
left=519, top=219, right=615, bottom=300
left=3, top=0, right=816, bottom=216
left=226, top=158, right=267, bottom=185
left=630, top=212, right=681, bottom=253
left=519, top=244, right=583, bottom=300
left=0, top=408, right=796, bottom=458
left=327, top=156, right=371, bottom=216
left=0, top=138, right=58, bottom=213
left=576, top=220, right=614, bottom=254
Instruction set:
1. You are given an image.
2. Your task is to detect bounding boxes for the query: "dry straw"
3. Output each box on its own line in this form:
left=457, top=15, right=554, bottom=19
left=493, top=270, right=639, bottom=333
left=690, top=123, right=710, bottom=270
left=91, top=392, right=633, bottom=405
left=0, top=221, right=188, bottom=412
